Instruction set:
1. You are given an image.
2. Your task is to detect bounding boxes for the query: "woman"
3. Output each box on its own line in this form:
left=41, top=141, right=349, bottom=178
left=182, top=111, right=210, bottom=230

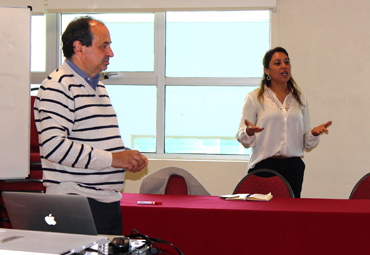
left=236, top=47, right=331, bottom=198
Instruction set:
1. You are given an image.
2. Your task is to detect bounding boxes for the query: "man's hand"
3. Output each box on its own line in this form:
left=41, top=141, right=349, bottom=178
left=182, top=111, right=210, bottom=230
left=111, top=150, right=148, bottom=173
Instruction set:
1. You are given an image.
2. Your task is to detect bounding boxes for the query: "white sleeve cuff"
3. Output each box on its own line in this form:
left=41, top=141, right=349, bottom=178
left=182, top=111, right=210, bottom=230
left=236, top=127, right=256, bottom=148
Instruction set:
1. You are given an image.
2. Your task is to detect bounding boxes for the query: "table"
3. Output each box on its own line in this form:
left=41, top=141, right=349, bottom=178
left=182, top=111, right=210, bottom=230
left=120, top=193, right=370, bottom=255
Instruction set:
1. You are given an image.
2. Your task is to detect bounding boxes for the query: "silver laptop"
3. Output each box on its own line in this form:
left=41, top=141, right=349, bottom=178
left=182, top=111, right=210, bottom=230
left=2, top=191, right=97, bottom=235
left=0, top=228, right=108, bottom=255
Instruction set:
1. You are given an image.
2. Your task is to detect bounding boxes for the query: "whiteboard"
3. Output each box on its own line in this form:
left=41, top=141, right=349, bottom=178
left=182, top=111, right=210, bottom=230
left=0, top=6, right=31, bottom=179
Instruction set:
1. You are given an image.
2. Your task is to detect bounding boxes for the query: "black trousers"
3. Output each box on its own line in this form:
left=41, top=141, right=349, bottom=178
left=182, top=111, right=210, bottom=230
left=249, top=157, right=305, bottom=198
left=87, top=198, right=123, bottom=235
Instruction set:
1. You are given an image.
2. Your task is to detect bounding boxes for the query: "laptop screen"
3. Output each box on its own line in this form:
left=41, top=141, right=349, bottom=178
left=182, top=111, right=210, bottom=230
left=2, top=192, right=97, bottom=235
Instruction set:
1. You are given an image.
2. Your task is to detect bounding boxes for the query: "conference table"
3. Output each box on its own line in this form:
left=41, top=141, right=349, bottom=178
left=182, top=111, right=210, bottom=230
left=120, top=193, right=370, bottom=255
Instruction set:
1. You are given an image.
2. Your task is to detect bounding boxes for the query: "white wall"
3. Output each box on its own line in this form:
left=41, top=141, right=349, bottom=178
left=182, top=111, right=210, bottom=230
left=274, top=0, right=370, bottom=198
left=124, top=0, right=370, bottom=199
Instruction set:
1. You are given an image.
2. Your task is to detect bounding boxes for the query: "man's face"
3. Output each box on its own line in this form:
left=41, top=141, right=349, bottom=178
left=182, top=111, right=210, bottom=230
left=83, top=22, right=114, bottom=77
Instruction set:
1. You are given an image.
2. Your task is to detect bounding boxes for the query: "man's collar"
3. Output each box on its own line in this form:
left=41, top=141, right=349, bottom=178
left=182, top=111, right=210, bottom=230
left=65, top=59, right=101, bottom=90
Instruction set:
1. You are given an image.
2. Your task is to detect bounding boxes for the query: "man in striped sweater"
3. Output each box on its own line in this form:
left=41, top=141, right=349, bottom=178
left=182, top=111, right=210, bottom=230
left=34, top=16, right=148, bottom=235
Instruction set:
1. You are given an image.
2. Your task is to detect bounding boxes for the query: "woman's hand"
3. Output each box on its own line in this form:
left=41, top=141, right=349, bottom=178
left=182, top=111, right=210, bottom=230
left=244, top=119, right=264, bottom=136
left=311, top=121, right=332, bottom=136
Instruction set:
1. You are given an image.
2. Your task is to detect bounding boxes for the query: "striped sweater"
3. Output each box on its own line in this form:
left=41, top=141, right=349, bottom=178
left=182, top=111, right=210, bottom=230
left=34, top=61, right=127, bottom=203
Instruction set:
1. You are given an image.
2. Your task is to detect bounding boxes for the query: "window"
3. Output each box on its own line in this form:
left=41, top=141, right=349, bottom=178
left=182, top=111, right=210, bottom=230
left=165, top=86, right=256, bottom=155
left=61, top=14, right=155, bottom=71
left=53, top=10, right=269, bottom=158
left=105, top=85, right=157, bottom=152
left=164, top=11, right=269, bottom=157
left=31, top=15, right=46, bottom=72
left=166, top=11, right=269, bottom=78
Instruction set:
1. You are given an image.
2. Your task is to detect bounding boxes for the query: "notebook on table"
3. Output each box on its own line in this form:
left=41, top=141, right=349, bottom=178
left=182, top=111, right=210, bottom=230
left=2, top=191, right=97, bottom=235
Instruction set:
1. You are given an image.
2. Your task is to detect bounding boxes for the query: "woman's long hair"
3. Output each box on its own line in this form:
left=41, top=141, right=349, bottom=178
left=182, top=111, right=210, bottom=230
left=257, top=47, right=303, bottom=107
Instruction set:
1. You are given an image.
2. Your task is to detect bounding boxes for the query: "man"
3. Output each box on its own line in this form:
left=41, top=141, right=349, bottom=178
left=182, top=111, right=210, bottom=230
left=34, top=16, right=148, bottom=235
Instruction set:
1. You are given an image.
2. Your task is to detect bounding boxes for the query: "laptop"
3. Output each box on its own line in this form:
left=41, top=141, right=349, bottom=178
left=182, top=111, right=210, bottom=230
left=0, top=228, right=108, bottom=255
left=2, top=191, right=98, bottom=235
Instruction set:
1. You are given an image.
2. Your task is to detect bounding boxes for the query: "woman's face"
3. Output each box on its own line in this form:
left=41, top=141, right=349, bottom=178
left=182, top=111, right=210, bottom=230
left=265, top=52, right=291, bottom=86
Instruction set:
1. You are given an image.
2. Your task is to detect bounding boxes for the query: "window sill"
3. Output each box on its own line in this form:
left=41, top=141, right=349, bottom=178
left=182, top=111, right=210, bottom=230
left=143, top=153, right=250, bottom=162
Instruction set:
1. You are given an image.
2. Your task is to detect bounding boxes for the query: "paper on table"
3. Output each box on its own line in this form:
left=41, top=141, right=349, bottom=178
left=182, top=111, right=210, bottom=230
left=219, top=193, right=273, bottom=201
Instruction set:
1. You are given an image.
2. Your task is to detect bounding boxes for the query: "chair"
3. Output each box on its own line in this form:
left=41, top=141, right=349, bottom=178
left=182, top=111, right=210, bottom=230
left=30, top=96, right=42, bottom=179
left=349, top=172, right=370, bottom=199
left=139, top=167, right=211, bottom=195
left=233, top=169, right=295, bottom=198
left=165, top=174, right=188, bottom=195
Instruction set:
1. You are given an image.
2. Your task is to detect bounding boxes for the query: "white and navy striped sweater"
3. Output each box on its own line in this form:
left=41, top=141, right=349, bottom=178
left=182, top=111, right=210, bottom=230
left=34, top=62, right=127, bottom=203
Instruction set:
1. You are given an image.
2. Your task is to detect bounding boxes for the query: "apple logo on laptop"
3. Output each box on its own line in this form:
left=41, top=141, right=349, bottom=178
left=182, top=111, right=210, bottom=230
left=45, top=214, right=57, bottom=225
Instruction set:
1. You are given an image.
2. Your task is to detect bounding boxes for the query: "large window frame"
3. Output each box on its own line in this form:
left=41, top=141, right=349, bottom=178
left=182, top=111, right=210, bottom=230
left=31, top=11, right=270, bottom=160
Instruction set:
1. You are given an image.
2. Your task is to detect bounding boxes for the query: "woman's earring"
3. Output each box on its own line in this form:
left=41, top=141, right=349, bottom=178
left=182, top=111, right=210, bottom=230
left=266, top=74, right=271, bottom=81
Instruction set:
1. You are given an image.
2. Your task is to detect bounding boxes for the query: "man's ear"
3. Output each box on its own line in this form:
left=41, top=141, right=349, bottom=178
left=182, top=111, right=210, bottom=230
left=73, top=41, right=84, bottom=57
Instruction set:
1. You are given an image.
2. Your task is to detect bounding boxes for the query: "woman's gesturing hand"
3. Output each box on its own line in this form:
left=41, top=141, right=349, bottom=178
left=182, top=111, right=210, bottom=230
left=244, top=119, right=264, bottom=136
left=311, top=121, right=332, bottom=136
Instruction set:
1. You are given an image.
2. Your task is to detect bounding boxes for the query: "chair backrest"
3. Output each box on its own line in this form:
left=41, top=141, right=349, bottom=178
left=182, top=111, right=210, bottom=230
left=165, top=174, right=188, bottom=195
left=233, top=169, right=294, bottom=198
left=30, top=96, right=39, bottom=149
left=349, top=172, right=370, bottom=199
left=30, top=96, right=41, bottom=163
left=139, top=167, right=211, bottom=196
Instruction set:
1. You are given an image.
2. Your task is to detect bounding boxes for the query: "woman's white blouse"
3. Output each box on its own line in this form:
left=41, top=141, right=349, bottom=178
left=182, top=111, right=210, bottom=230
left=236, top=87, right=319, bottom=169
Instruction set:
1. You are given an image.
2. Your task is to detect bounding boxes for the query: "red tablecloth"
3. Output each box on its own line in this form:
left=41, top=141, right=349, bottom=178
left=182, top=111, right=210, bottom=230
left=120, top=193, right=370, bottom=255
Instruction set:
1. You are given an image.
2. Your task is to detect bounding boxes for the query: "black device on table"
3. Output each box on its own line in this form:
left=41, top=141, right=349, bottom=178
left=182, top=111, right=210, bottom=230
left=109, top=230, right=183, bottom=255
